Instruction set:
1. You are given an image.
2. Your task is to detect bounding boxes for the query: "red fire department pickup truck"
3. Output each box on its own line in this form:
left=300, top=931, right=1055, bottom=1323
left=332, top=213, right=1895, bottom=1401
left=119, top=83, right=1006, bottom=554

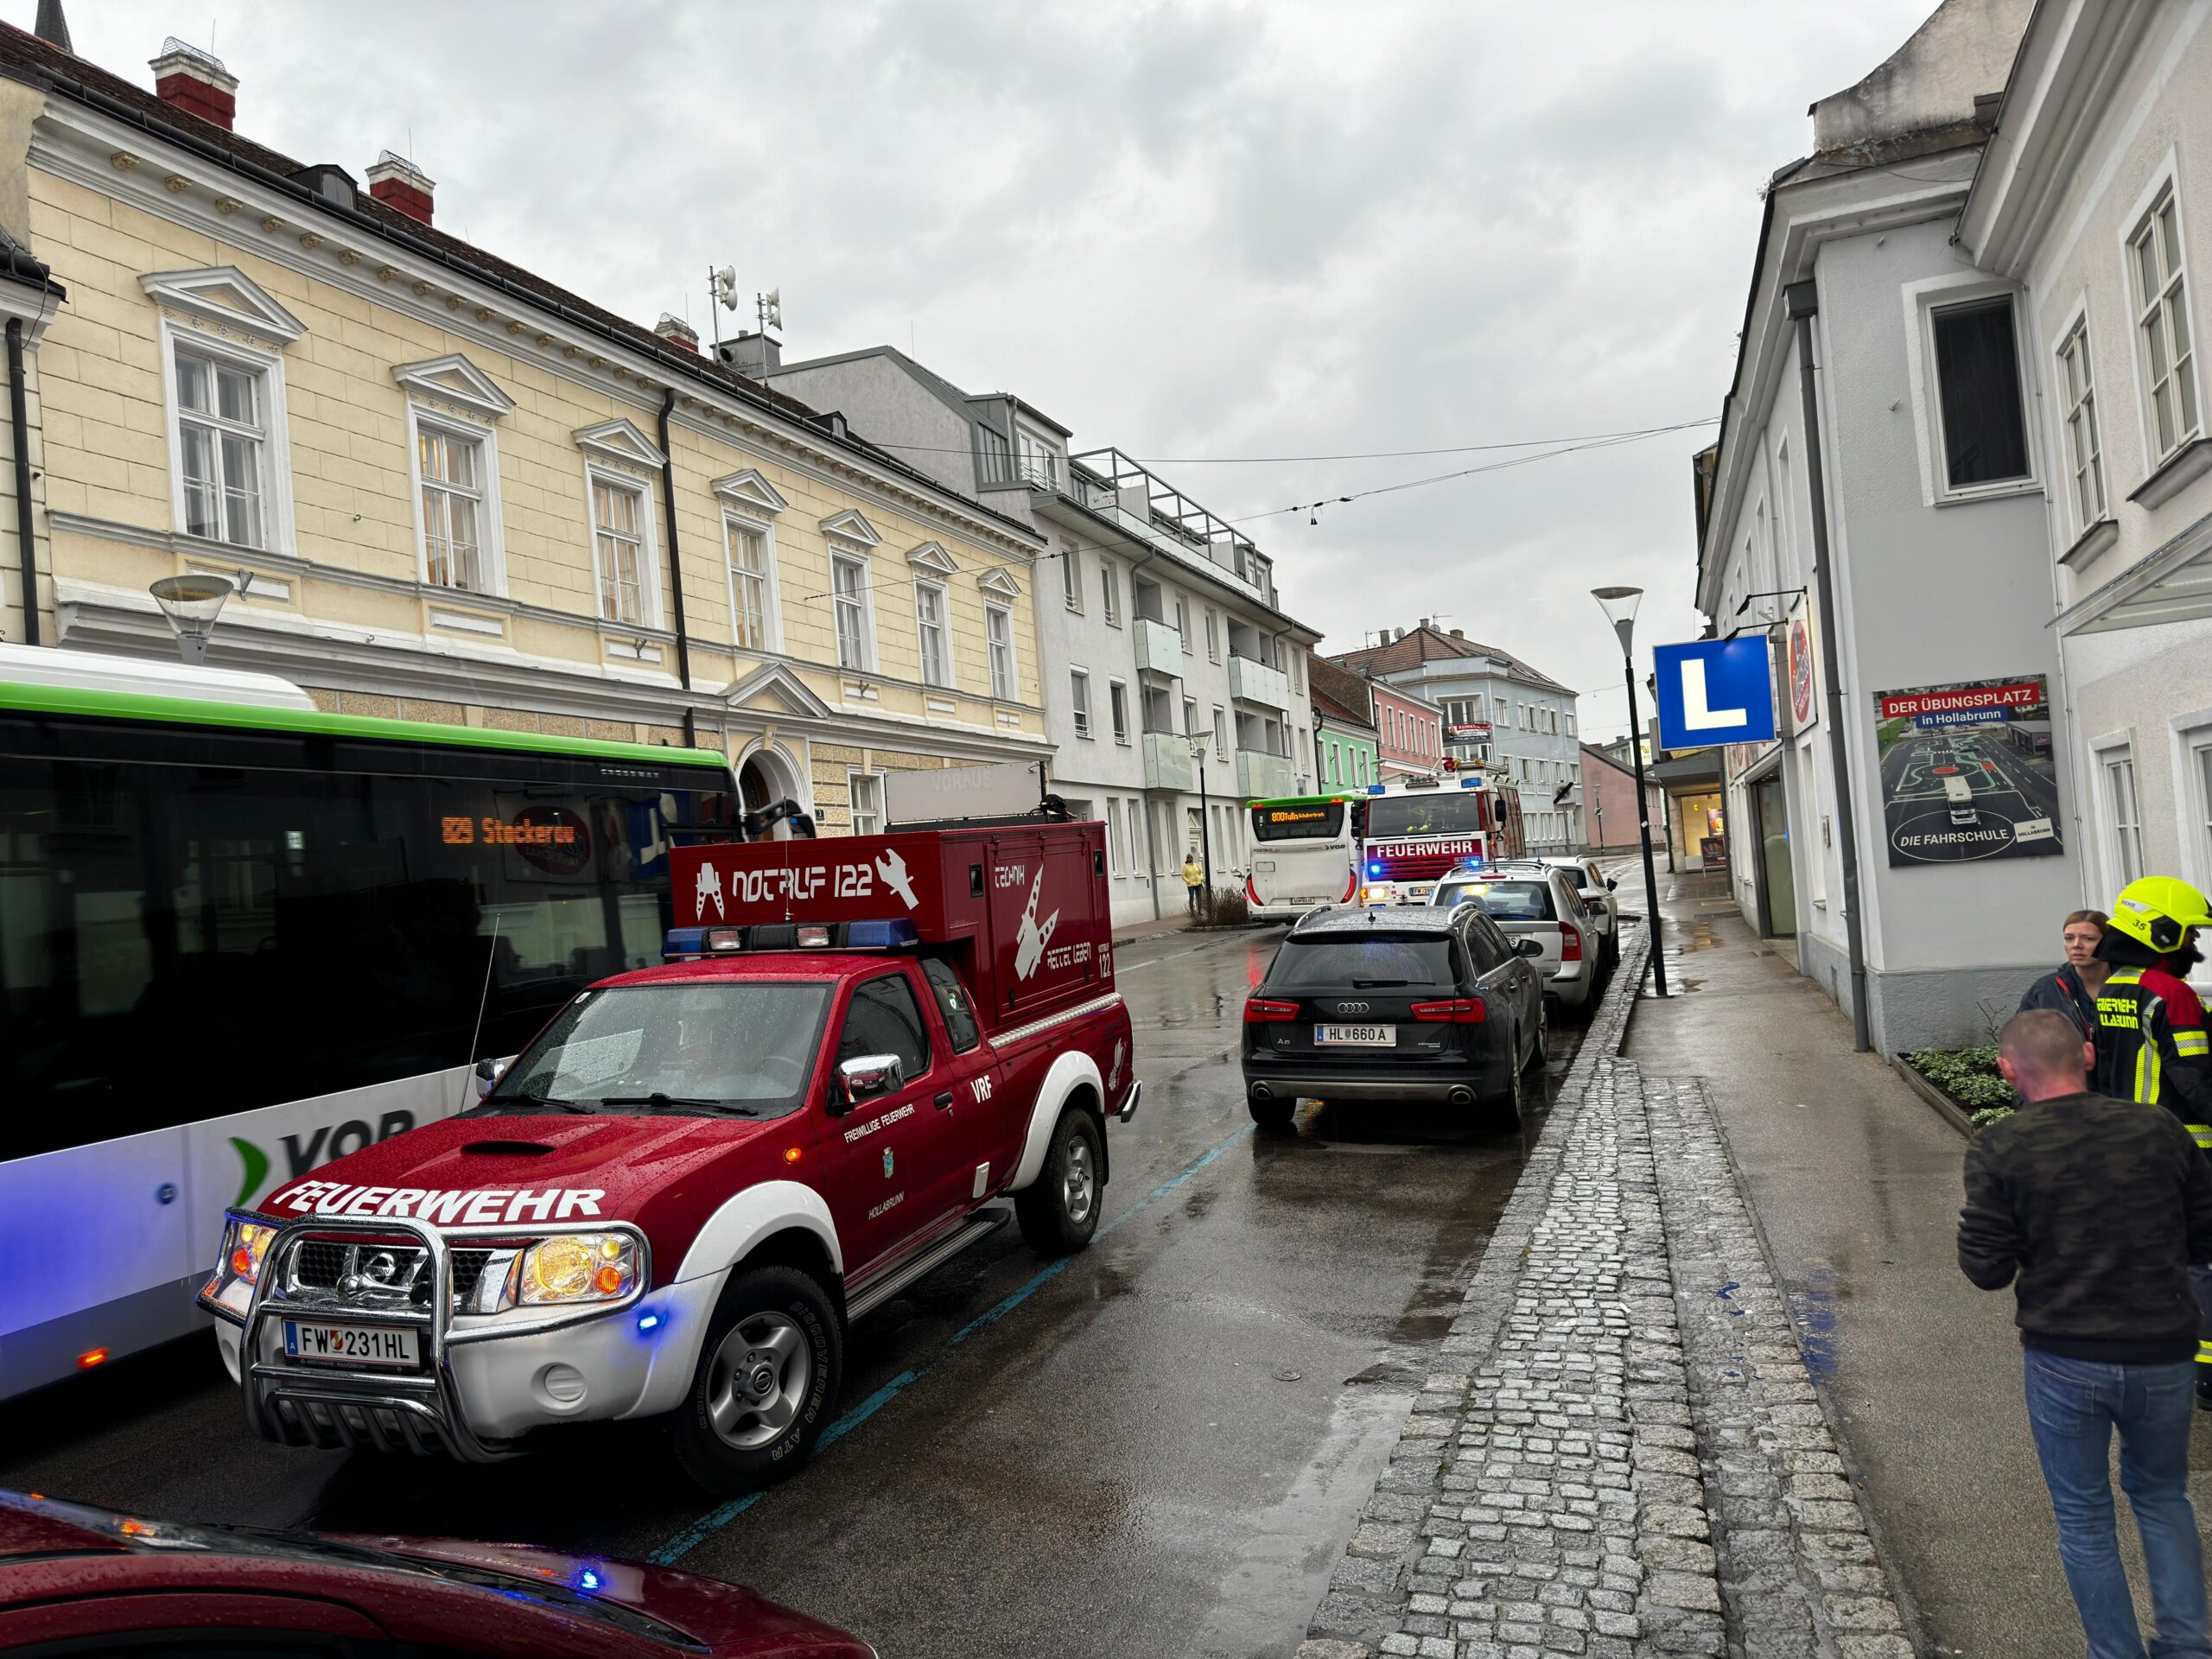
left=199, top=819, right=1137, bottom=1494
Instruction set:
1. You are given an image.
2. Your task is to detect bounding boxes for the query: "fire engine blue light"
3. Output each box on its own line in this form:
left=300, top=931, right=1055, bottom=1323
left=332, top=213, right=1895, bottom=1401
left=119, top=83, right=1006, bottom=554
left=578, top=1568, right=601, bottom=1592
left=1460, top=776, right=1482, bottom=789
left=637, top=1312, right=661, bottom=1332
left=1369, top=862, right=1384, bottom=878
left=1366, top=785, right=1385, bottom=796
left=662, top=927, right=707, bottom=960
left=845, top=918, right=920, bottom=948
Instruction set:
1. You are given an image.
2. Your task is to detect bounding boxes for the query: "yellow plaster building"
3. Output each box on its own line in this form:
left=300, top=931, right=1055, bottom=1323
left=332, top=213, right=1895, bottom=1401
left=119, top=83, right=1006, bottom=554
left=0, top=25, right=1048, bottom=830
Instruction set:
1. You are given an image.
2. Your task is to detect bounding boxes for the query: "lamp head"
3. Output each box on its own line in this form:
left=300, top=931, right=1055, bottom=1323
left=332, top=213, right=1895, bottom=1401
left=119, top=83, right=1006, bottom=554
left=1590, top=585, right=1643, bottom=654
left=149, top=572, right=235, bottom=639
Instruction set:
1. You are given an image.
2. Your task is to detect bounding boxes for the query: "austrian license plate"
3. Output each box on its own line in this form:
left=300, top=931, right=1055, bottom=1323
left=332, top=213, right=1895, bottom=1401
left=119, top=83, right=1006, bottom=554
left=1316, top=1025, right=1395, bottom=1046
left=283, top=1320, right=419, bottom=1368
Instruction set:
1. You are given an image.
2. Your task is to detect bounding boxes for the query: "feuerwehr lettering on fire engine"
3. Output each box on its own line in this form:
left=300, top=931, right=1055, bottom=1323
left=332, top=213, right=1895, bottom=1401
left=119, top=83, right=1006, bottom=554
left=1014, top=867, right=1060, bottom=982
left=276, top=1182, right=607, bottom=1224
left=842, top=1102, right=917, bottom=1145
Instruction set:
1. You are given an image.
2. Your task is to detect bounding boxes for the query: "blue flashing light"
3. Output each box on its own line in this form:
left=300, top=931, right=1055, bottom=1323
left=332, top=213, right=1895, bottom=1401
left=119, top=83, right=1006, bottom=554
left=663, top=926, right=708, bottom=959
left=1368, top=862, right=1385, bottom=878
left=637, top=1312, right=662, bottom=1332
left=1366, top=785, right=1386, bottom=796
left=1459, top=776, right=1483, bottom=789
left=577, top=1568, right=602, bottom=1593
left=845, top=918, right=920, bottom=949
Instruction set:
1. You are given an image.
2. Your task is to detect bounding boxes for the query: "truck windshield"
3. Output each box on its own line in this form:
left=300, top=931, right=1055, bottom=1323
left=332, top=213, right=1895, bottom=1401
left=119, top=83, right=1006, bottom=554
left=1365, top=793, right=1487, bottom=838
left=481, top=982, right=832, bottom=1119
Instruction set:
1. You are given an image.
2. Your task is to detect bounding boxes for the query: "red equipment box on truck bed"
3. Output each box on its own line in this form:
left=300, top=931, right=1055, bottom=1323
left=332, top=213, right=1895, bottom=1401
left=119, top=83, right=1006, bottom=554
left=671, top=821, right=1113, bottom=1031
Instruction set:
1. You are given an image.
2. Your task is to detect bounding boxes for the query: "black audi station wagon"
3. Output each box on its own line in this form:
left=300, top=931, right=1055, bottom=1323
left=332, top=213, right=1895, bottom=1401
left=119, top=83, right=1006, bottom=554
left=1240, top=903, right=1545, bottom=1131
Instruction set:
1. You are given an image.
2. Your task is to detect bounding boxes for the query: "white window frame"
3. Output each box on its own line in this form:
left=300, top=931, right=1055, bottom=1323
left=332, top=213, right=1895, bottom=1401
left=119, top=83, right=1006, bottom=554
left=2051, top=301, right=2107, bottom=537
left=1175, top=596, right=1191, bottom=653
left=584, top=467, right=661, bottom=627
left=847, top=769, right=885, bottom=837
left=1109, top=678, right=1130, bottom=746
left=1211, top=706, right=1227, bottom=762
left=2090, top=730, right=2145, bottom=891
left=2121, top=160, right=2203, bottom=472
left=1070, top=667, right=1093, bottom=738
left=912, top=577, right=955, bottom=689
left=1205, top=608, right=1219, bottom=662
left=1100, top=562, right=1120, bottom=626
left=1107, top=799, right=1125, bottom=876
left=404, top=403, right=506, bottom=595
left=831, top=545, right=877, bottom=673
left=723, top=513, right=781, bottom=653
left=1060, top=543, right=1083, bottom=612
left=985, top=601, right=1016, bottom=700
left=1900, top=270, right=2042, bottom=506
left=159, top=315, right=296, bottom=555
left=2169, top=707, right=2212, bottom=897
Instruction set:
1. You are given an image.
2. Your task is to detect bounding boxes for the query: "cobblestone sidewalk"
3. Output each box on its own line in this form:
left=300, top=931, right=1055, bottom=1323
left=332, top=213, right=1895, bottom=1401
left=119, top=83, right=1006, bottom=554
left=1301, top=929, right=1912, bottom=1659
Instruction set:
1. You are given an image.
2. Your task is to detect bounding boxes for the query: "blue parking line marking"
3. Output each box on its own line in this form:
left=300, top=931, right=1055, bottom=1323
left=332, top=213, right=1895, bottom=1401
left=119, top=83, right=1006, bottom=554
left=647, top=1122, right=1255, bottom=1565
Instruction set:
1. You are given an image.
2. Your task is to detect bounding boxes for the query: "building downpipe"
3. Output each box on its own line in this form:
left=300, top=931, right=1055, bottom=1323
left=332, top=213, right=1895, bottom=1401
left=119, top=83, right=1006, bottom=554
left=656, top=388, right=696, bottom=748
left=8, top=318, right=38, bottom=647
left=1784, top=278, right=1870, bottom=1052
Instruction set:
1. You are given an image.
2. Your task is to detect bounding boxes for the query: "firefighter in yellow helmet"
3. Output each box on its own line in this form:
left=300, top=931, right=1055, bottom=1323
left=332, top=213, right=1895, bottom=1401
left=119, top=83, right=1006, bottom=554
left=2094, top=875, right=2212, bottom=1401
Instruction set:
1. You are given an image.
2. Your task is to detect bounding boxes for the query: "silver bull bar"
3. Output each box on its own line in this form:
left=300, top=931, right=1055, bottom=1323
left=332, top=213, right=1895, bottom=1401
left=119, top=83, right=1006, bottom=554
left=237, top=1210, right=646, bottom=1463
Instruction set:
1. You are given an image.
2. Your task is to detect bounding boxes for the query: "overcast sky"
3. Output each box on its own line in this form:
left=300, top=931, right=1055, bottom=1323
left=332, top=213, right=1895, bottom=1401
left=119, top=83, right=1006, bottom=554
left=33, top=0, right=1942, bottom=741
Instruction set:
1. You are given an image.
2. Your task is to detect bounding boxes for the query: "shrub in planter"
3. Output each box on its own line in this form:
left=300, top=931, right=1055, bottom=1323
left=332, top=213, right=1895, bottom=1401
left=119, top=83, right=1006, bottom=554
left=1199, top=887, right=1250, bottom=926
left=1905, top=1045, right=2016, bottom=1111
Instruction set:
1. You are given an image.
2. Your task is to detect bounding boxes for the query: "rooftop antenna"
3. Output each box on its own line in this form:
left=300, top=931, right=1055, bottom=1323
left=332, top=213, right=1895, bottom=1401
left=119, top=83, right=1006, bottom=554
left=757, top=288, right=782, bottom=335
left=708, top=265, right=738, bottom=349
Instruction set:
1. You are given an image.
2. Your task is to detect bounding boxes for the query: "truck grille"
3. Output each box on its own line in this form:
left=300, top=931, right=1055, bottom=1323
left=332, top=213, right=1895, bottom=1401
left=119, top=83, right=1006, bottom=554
left=289, top=1243, right=492, bottom=1309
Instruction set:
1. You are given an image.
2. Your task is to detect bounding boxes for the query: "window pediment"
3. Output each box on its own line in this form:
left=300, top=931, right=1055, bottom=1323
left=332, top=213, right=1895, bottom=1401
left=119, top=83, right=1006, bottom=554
left=710, top=467, right=790, bottom=516
left=820, top=507, right=881, bottom=548
left=392, top=353, right=515, bottom=420
left=907, top=541, right=960, bottom=575
left=977, top=566, right=1023, bottom=599
left=140, top=265, right=306, bottom=346
left=573, top=417, right=667, bottom=471
left=724, top=661, right=833, bottom=718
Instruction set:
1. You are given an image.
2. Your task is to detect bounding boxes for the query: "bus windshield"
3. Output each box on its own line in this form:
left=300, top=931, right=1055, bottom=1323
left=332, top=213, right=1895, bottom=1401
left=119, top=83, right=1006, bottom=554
left=1365, top=792, right=1489, bottom=839
left=1249, top=800, right=1349, bottom=842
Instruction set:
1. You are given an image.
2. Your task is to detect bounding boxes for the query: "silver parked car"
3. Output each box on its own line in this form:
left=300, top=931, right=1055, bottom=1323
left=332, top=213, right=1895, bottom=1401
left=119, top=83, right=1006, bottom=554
left=1430, top=867, right=1600, bottom=1019
left=1535, top=855, right=1620, bottom=969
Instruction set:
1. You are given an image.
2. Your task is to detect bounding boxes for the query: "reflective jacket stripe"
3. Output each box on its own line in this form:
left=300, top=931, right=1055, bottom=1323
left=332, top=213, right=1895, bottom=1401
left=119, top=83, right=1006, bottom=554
left=2177, top=1029, right=2210, bottom=1058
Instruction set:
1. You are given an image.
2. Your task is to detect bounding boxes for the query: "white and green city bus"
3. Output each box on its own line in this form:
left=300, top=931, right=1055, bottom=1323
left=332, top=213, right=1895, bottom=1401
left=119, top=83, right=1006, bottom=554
left=0, top=645, right=737, bottom=1398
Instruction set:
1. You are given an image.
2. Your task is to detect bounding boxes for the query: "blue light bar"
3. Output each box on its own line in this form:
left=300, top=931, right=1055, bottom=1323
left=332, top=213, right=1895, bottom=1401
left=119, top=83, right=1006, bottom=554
left=845, top=918, right=920, bottom=948
left=1366, top=785, right=1385, bottom=796
left=1459, top=776, right=1483, bottom=789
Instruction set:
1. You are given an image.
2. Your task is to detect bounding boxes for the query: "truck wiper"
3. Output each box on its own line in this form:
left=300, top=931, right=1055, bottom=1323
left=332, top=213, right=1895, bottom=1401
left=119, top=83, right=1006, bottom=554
left=475, top=1092, right=591, bottom=1115
left=598, top=1093, right=762, bottom=1116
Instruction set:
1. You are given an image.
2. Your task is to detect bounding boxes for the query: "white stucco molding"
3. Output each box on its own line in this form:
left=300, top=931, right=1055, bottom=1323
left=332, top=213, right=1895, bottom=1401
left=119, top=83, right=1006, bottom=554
left=906, top=541, right=959, bottom=575
left=976, top=566, right=1022, bottom=599
left=721, top=660, right=832, bottom=720
left=391, top=353, right=515, bottom=420
left=572, top=416, right=667, bottom=471
left=139, top=264, right=305, bottom=346
left=820, top=507, right=880, bottom=547
left=709, top=468, right=789, bottom=516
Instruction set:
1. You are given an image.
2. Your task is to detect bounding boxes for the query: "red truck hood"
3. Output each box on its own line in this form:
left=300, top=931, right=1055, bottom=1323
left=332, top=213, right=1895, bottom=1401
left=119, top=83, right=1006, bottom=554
left=260, top=1112, right=779, bottom=1236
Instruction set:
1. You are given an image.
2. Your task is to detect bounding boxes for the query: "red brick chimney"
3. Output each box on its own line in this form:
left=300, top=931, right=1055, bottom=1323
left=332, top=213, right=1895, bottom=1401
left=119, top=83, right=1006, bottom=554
left=149, top=39, right=236, bottom=130
left=652, top=315, right=701, bottom=353
left=365, top=150, right=435, bottom=226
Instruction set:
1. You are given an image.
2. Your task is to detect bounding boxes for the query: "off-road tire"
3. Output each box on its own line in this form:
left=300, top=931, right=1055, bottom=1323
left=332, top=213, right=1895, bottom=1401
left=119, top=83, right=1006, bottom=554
left=1016, top=1109, right=1105, bottom=1255
left=1248, top=1093, right=1296, bottom=1133
left=666, top=1265, right=842, bottom=1497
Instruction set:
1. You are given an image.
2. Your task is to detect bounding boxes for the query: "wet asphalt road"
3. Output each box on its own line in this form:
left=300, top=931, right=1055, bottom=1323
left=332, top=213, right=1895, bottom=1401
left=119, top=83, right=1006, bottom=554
left=0, top=922, right=1588, bottom=1659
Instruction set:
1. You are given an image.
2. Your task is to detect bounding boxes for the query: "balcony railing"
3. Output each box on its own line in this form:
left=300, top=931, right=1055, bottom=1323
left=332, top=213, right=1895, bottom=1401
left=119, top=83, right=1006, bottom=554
left=1227, top=654, right=1289, bottom=709
left=1134, top=617, right=1184, bottom=676
left=1236, top=748, right=1296, bottom=798
left=1141, top=730, right=1194, bottom=793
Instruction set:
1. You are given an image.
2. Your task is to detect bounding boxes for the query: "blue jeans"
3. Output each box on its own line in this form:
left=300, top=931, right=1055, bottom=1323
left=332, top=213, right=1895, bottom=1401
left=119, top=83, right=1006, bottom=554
left=2024, top=1349, right=2210, bottom=1659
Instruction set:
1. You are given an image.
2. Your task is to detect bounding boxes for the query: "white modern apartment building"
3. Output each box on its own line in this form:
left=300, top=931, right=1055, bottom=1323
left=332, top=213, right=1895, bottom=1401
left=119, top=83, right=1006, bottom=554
left=753, top=342, right=1320, bottom=925
left=1328, top=623, right=1585, bottom=851
left=1955, top=0, right=2212, bottom=910
left=1696, top=0, right=2084, bottom=1054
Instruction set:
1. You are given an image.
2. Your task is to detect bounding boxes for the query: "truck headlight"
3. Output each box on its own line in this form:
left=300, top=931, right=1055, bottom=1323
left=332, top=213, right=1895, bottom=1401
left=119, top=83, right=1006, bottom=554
left=518, top=1233, right=639, bottom=1306
left=222, top=1219, right=276, bottom=1285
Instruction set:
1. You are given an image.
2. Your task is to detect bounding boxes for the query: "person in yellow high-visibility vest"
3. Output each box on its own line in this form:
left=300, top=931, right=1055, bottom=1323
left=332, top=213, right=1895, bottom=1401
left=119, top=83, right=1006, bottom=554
left=1181, top=851, right=1205, bottom=917
left=2093, top=876, right=2212, bottom=1404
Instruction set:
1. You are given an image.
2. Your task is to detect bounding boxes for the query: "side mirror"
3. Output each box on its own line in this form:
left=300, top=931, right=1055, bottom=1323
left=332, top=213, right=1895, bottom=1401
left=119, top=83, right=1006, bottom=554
left=474, top=1057, right=511, bottom=1100
left=1606, top=878, right=1618, bottom=891
left=836, top=1053, right=904, bottom=1110
left=1517, top=938, right=1546, bottom=957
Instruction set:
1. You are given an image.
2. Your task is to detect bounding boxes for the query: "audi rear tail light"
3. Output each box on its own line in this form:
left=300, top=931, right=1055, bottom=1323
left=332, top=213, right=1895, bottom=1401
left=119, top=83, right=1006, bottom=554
left=1561, top=925, right=1584, bottom=963
left=1410, top=998, right=1486, bottom=1024
left=1244, top=997, right=1300, bottom=1023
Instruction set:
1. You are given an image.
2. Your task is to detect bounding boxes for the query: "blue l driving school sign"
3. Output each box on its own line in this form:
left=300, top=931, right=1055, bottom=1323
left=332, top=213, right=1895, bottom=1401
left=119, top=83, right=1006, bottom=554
left=1652, top=639, right=1777, bottom=752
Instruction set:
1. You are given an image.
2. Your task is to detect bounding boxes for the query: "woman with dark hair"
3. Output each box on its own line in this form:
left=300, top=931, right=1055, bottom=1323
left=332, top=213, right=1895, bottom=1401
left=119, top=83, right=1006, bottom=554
left=2018, top=909, right=2111, bottom=1037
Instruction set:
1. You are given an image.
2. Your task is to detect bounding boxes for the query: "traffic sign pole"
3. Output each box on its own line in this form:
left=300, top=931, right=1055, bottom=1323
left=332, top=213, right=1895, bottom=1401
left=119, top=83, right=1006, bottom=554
left=1622, top=657, right=1669, bottom=998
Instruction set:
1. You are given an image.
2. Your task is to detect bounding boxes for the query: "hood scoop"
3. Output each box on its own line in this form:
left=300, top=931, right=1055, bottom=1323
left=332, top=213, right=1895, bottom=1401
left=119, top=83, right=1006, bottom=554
left=458, top=1140, right=556, bottom=1157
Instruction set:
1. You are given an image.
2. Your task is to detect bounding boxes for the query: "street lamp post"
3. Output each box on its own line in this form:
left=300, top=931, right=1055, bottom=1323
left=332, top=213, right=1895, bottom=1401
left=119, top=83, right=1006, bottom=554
left=1591, top=586, right=1669, bottom=997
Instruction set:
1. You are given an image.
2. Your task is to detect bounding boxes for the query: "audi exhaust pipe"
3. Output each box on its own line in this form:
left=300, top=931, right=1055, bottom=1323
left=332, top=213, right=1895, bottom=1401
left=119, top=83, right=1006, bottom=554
left=1447, top=1086, right=1475, bottom=1107
left=1250, top=1083, right=1274, bottom=1103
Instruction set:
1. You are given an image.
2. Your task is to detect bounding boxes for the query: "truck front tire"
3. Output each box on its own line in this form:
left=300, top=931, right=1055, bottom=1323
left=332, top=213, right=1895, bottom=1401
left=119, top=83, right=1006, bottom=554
left=667, top=1265, right=842, bottom=1497
left=1016, top=1109, right=1103, bottom=1255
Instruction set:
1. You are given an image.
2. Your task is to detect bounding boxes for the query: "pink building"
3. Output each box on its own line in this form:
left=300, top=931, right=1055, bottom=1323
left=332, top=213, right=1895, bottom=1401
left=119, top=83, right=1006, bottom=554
left=1579, top=741, right=1661, bottom=852
left=1371, top=683, right=1444, bottom=779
